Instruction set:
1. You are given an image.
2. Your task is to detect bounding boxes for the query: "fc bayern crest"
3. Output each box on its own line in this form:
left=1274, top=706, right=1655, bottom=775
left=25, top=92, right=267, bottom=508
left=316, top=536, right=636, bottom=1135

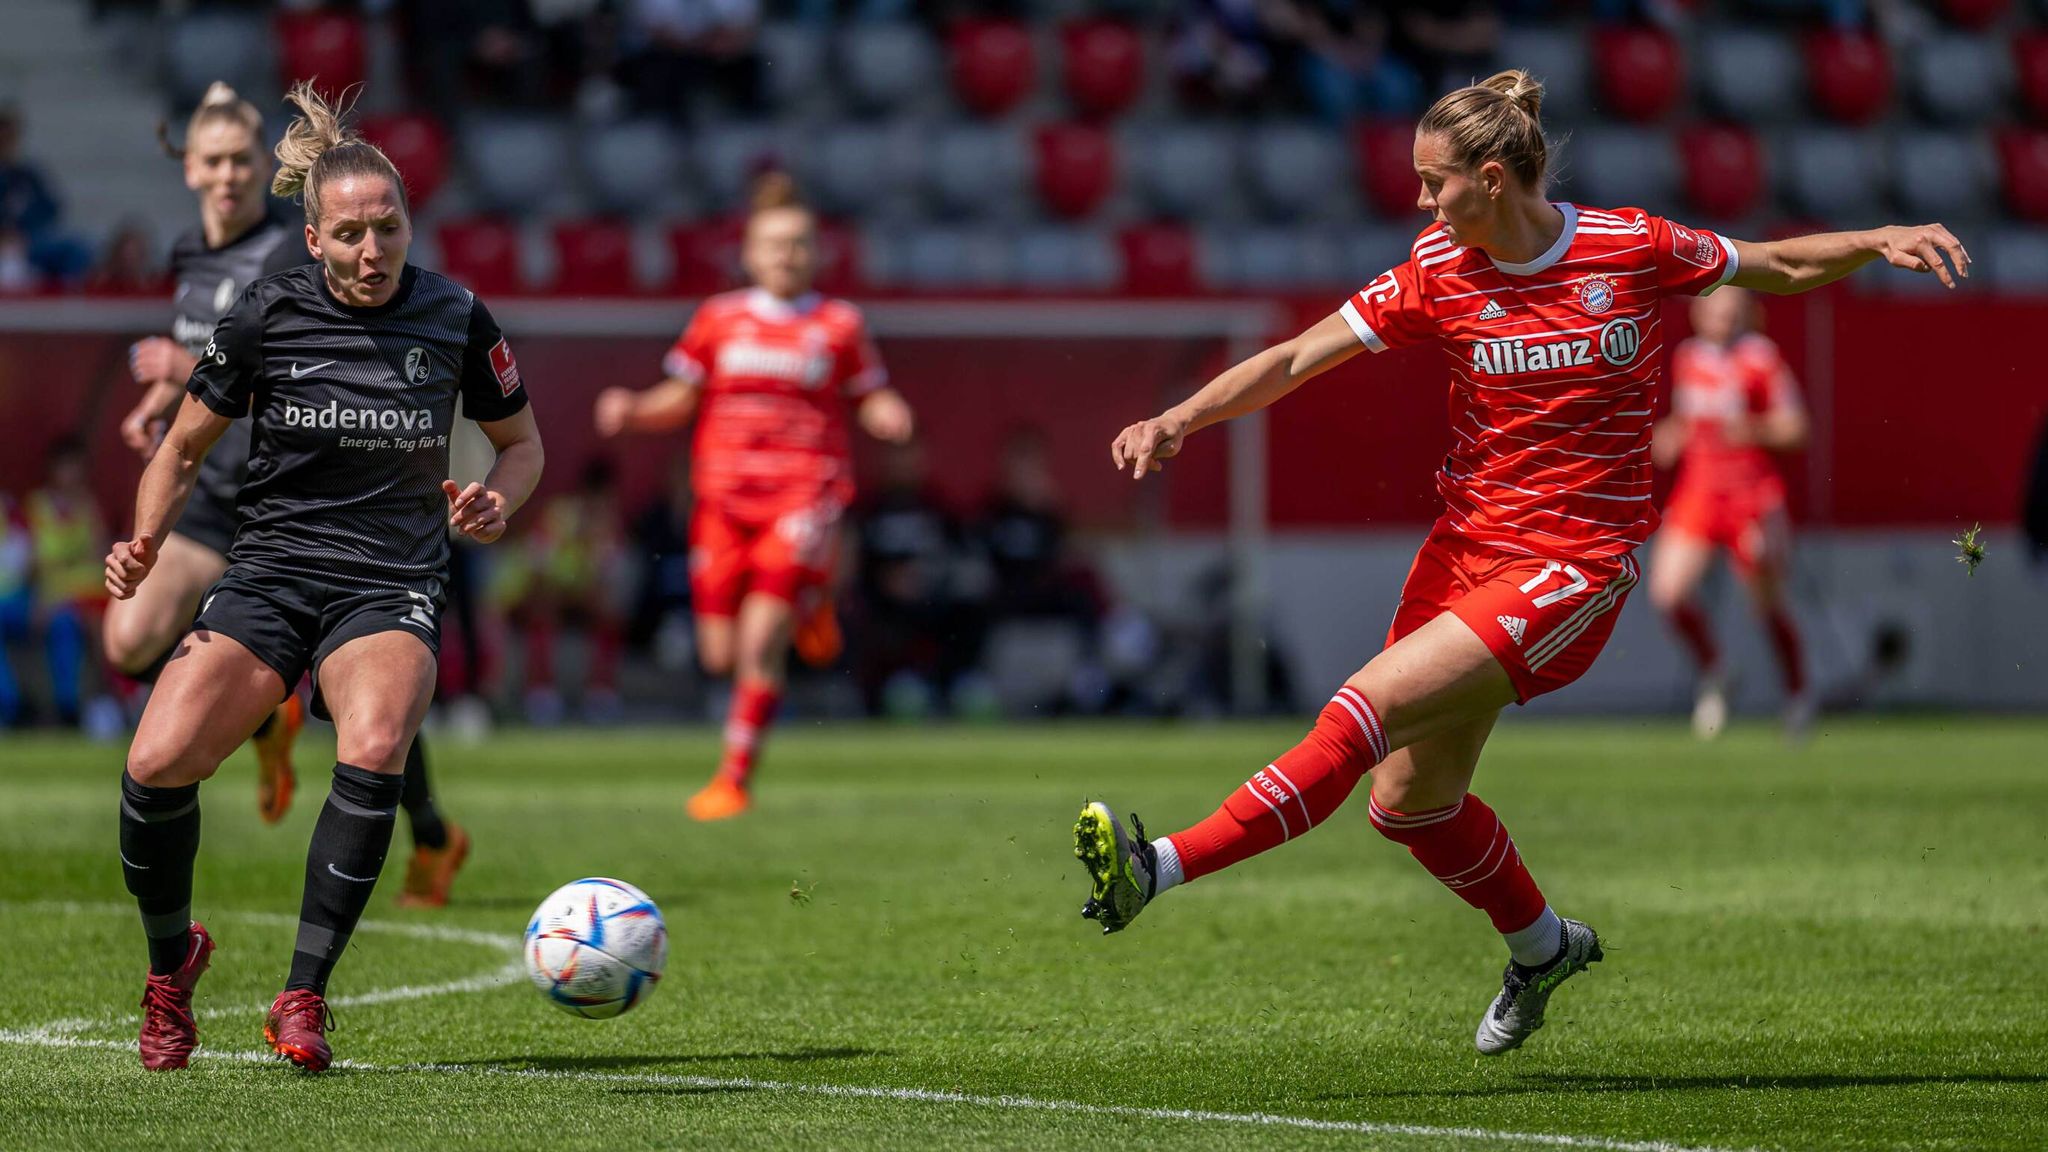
left=1578, top=274, right=1618, bottom=315
left=404, top=346, right=432, bottom=384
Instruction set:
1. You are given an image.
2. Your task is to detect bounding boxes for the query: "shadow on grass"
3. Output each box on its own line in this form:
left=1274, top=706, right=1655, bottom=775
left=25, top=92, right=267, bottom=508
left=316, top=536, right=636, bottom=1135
left=1323, top=1071, right=2048, bottom=1100
left=605, top=1085, right=763, bottom=1097
left=460, top=1047, right=886, bottom=1072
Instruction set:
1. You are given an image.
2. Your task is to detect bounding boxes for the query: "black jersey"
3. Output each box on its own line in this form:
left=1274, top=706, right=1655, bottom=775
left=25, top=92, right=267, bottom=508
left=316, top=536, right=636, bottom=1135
left=185, top=263, right=530, bottom=590
left=168, top=210, right=313, bottom=535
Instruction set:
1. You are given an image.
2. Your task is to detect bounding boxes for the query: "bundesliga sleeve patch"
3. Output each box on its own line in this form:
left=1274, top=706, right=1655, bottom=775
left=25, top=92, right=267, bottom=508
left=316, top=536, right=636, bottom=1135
left=489, top=337, right=522, bottom=396
left=1668, top=224, right=1720, bottom=270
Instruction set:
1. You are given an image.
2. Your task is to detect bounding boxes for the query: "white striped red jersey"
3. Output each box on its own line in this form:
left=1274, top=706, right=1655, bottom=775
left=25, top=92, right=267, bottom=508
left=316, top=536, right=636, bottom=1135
left=1671, top=332, right=1799, bottom=499
left=663, top=287, right=888, bottom=522
left=1340, top=203, right=1739, bottom=560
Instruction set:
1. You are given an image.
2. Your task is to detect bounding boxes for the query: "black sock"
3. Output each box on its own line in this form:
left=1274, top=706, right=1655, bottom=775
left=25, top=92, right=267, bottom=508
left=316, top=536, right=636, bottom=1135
left=400, top=736, right=448, bottom=851
left=119, top=773, right=201, bottom=976
left=285, top=763, right=403, bottom=995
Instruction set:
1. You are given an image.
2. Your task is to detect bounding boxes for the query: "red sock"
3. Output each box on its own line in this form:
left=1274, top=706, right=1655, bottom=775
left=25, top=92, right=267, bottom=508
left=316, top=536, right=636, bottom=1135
left=1168, top=687, right=1389, bottom=883
left=1369, top=792, right=1547, bottom=934
left=1763, top=607, right=1805, bottom=696
left=716, top=679, right=782, bottom=788
left=1666, top=602, right=1719, bottom=673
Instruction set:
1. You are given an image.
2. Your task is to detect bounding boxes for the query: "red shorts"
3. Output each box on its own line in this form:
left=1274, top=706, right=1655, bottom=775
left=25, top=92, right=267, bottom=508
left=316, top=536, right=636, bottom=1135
left=1663, top=483, right=1790, bottom=577
left=1387, top=523, right=1641, bottom=704
left=690, top=500, right=840, bottom=619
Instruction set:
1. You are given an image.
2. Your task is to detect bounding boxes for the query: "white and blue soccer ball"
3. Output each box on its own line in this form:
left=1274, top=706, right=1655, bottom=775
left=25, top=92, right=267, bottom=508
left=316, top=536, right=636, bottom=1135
left=524, top=878, right=668, bottom=1019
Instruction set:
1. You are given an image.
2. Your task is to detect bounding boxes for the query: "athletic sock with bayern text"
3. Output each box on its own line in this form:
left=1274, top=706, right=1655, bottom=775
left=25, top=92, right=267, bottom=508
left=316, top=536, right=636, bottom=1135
left=1160, top=686, right=1390, bottom=888
left=286, top=763, right=403, bottom=995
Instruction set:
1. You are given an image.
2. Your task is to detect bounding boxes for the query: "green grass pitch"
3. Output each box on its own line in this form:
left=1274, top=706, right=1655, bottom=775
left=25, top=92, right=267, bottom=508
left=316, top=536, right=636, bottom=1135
left=2, top=718, right=2043, bottom=1150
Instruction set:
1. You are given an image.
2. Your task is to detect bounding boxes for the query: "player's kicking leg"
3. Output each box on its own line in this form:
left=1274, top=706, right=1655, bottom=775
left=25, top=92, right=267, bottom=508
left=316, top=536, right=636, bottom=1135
left=1073, top=802, right=1160, bottom=932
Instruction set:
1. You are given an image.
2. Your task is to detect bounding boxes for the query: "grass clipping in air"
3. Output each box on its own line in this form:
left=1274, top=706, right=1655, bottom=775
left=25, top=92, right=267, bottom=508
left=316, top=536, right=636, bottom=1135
left=1954, top=522, right=1986, bottom=576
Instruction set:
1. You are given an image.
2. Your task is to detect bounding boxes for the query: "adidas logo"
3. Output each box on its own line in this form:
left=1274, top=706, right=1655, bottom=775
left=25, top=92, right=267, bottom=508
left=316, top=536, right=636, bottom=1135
left=1478, top=298, right=1507, bottom=321
left=1497, top=614, right=1528, bottom=644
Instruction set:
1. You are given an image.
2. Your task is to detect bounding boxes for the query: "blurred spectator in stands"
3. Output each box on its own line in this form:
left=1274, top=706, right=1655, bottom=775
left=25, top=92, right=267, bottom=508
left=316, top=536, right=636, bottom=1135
left=405, top=0, right=606, bottom=109
left=86, top=219, right=165, bottom=294
left=619, top=0, right=766, bottom=119
left=973, top=426, right=1100, bottom=632
left=1170, top=0, right=1286, bottom=112
left=0, top=491, right=31, bottom=727
left=851, top=437, right=976, bottom=717
left=1389, top=0, right=1499, bottom=98
left=1277, top=0, right=1425, bottom=120
left=509, top=458, right=630, bottom=724
left=0, top=106, right=92, bottom=286
left=25, top=437, right=117, bottom=733
left=629, top=450, right=700, bottom=682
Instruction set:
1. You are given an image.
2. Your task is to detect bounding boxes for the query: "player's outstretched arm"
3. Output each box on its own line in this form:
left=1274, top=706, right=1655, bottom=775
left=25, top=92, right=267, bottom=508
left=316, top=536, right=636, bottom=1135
left=449, top=405, right=545, bottom=545
left=107, top=394, right=232, bottom=598
left=1730, top=224, right=1969, bottom=294
left=1111, top=310, right=1363, bottom=479
left=594, top=378, right=700, bottom=436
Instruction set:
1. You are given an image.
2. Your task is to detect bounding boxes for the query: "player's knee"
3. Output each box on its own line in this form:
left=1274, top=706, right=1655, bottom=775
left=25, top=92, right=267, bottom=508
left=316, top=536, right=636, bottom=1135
left=1647, top=581, right=1688, bottom=615
left=338, top=722, right=411, bottom=774
left=102, top=615, right=163, bottom=674
left=698, top=646, right=734, bottom=677
left=126, top=736, right=215, bottom=788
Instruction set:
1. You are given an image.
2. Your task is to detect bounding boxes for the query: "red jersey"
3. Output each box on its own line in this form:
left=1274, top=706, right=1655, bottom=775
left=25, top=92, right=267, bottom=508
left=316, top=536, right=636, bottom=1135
left=1342, top=204, right=1739, bottom=560
left=1670, top=332, right=1797, bottom=500
left=663, top=288, right=888, bottom=521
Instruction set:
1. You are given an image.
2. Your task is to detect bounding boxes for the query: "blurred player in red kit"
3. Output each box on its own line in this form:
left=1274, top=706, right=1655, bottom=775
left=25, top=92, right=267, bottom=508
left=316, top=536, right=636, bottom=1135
left=1075, top=69, right=1967, bottom=1052
left=1649, top=287, right=1812, bottom=740
left=595, top=173, right=914, bottom=821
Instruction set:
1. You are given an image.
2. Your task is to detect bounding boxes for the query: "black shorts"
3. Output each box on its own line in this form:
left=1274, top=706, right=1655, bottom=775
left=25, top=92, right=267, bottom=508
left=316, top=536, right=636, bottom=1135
left=172, top=488, right=238, bottom=557
left=193, top=565, right=443, bottom=721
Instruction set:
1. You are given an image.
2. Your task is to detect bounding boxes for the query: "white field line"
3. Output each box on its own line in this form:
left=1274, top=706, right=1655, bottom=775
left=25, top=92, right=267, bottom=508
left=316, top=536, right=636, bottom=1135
left=2, top=901, right=1765, bottom=1152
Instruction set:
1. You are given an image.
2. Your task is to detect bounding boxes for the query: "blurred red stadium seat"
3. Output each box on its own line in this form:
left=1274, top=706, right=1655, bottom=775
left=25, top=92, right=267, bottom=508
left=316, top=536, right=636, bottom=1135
left=948, top=18, right=1037, bottom=118
left=1678, top=124, right=1764, bottom=219
left=1060, top=19, right=1144, bottom=120
left=1351, top=120, right=1419, bottom=218
left=359, top=113, right=451, bottom=210
left=1033, top=123, right=1115, bottom=219
left=1806, top=29, right=1893, bottom=125
left=1592, top=26, right=1685, bottom=123
left=275, top=8, right=366, bottom=98
left=1118, top=224, right=1199, bottom=295
left=552, top=220, right=637, bottom=296
left=1997, top=130, right=2048, bottom=222
left=438, top=217, right=524, bottom=295
left=2016, top=33, right=2048, bottom=124
left=1938, top=0, right=2009, bottom=29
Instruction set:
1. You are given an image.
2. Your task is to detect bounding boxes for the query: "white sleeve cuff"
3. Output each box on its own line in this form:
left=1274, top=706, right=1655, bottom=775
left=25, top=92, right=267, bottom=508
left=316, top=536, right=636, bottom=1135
left=1706, top=232, right=1740, bottom=293
left=662, top=351, right=705, bottom=383
left=1339, top=300, right=1387, bottom=353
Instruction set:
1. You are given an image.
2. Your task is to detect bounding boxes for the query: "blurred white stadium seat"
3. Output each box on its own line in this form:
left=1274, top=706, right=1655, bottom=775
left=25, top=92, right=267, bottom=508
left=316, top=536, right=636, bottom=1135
left=1892, top=130, right=1994, bottom=219
left=583, top=120, right=683, bottom=217
left=1248, top=123, right=1351, bottom=222
left=462, top=116, right=574, bottom=213
left=1780, top=127, right=1889, bottom=221
left=1698, top=27, right=1804, bottom=122
left=693, top=122, right=806, bottom=211
left=1345, top=226, right=1423, bottom=283
left=926, top=123, right=1030, bottom=218
left=1012, top=226, right=1121, bottom=290
left=838, top=23, right=940, bottom=112
left=759, top=22, right=831, bottom=111
left=1910, top=33, right=2010, bottom=123
left=166, top=12, right=271, bottom=107
left=815, top=122, right=926, bottom=219
left=1986, top=226, right=2048, bottom=289
left=1228, top=228, right=1348, bottom=290
left=901, top=226, right=1015, bottom=289
left=1563, top=127, right=1678, bottom=210
left=1132, top=122, right=1242, bottom=220
left=1498, top=27, right=1590, bottom=121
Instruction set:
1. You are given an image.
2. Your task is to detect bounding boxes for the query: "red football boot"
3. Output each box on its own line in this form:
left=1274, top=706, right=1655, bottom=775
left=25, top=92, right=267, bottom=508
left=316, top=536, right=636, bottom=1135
left=138, top=922, right=214, bottom=1071
left=264, top=989, right=334, bottom=1072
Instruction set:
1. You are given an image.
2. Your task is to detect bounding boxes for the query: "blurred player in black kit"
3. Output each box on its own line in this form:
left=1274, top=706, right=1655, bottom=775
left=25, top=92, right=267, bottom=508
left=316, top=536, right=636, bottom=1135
left=106, top=82, right=545, bottom=1074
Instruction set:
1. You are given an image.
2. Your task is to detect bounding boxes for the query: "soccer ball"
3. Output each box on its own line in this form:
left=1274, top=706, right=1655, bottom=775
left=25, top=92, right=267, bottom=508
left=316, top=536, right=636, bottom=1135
left=524, top=878, right=668, bottom=1019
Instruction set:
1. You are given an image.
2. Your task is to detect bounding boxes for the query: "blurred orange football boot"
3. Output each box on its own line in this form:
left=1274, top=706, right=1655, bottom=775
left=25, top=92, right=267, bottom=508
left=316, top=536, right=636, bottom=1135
left=253, top=695, right=302, bottom=824
left=792, top=599, right=843, bottom=668
left=396, top=823, right=471, bottom=909
left=687, top=776, right=750, bottom=822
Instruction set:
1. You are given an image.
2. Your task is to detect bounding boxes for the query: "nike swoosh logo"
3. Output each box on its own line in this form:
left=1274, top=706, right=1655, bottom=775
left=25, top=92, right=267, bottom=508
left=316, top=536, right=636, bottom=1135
left=290, top=360, right=337, bottom=379
left=119, top=851, right=149, bottom=871
left=326, top=863, right=377, bottom=883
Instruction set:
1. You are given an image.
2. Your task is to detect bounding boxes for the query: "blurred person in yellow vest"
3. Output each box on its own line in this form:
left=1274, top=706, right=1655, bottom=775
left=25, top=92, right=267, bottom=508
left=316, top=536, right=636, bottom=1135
left=508, top=458, right=628, bottom=724
left=23, top=436, right=116, bottom=731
